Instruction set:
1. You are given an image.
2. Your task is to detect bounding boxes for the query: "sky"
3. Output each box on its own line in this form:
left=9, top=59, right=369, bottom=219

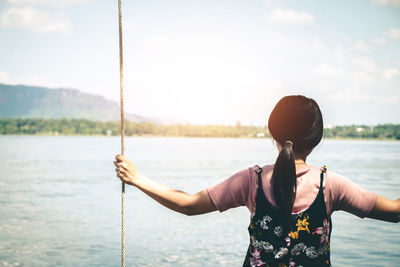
left=0, top=0, right=399, bottom=126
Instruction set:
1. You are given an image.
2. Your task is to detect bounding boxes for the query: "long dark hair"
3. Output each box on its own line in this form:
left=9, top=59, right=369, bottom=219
left=268, top=95, right=323, bottom=233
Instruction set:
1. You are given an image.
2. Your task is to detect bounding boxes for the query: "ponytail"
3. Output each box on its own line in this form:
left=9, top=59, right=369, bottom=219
left=272, top=140, right=297, bottom=234
left=268, top=95, right=323, bottom=233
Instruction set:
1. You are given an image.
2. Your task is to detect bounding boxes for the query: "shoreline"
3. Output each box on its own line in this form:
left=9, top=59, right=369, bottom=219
left=2, top=119, right=399, bottom=140
left=1, top=133, right=399, bottom=141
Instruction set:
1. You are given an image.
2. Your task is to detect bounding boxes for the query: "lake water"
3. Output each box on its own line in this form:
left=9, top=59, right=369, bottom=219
left=0, top=136, right=399, bottom=266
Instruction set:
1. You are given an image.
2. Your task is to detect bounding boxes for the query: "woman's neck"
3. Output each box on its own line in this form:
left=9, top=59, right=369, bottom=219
left=294, top=157, right=308, bottom=172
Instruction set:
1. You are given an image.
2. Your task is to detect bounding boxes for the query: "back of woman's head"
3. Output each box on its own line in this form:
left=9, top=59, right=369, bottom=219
left=268, top=95, right=323, bottom=233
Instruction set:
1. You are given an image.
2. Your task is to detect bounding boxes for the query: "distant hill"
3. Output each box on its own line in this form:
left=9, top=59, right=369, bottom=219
left=0, top=83, right=159, bottom=123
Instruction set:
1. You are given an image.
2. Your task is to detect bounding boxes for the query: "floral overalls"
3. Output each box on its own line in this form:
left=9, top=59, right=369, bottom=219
left=243, top=166, right=332, bottom=267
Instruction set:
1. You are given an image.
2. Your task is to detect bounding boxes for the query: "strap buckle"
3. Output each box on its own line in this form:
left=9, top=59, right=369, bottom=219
left=320, top=165, right=327, bottom=173
left=255, top=166, right=262, bottom=174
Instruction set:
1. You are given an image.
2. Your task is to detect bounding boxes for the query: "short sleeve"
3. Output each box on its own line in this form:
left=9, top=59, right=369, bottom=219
left=326, top=171, right=377, bottom=218
left=207, top=167, right=252, bottom=212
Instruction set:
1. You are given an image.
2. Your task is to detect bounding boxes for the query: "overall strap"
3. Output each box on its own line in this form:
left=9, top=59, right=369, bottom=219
left=253, top=166, right=270, bottom=212
left=255, top=165, right=263, bottom=189
left=320, top=165, right=327, bottom=188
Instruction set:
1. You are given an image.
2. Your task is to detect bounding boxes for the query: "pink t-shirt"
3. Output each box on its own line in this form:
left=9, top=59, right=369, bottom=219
left=207, top=165, right=377, bottom=218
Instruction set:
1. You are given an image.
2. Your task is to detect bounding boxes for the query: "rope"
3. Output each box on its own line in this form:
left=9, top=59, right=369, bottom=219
left=117, top=0, right=126, bottom=266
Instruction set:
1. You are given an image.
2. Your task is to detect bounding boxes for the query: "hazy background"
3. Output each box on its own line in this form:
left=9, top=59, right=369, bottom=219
left=1, top=0, right=400, bottom=126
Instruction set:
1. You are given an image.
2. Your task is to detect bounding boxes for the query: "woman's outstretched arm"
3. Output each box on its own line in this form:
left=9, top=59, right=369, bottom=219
left=367, top=196, right=400, bottom=223
left=114, top=154, right=217, bottom=216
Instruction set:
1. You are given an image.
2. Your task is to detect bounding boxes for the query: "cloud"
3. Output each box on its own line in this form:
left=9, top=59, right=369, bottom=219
left=371, top=0, right=400, bottom=7
left=331, top=89, right=370, bottom=102
left=385, top=28, right=400, bottom=39
left=0, top=7, right=71, bottom=34
left=0, top=0, right=90, bottom=34
left=7, top=0, right=93, bottom=8
left=351, top=57, right=377, bottom=73
left=267, top=8, right=314, bottom=24
left=330, top=89, right=398, bottom=103
left=372, top=37, right=388, bottom=45
left=312, top=38, right=328, bottom=51
left=262, top=0, right=284, bottom=8
left=383, top=68, right=399, bottom=79
left=352, top=40, right=370, bottom=52
left=351, top=71, right=376, bottom=84
left=314, top=63, right=344, bottom=77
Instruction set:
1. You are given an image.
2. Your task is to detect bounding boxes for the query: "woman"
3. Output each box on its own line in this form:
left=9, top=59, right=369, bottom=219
left=114, top=95, right=399, bottom=266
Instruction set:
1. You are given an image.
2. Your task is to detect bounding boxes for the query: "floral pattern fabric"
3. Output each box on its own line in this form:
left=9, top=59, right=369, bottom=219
left=243, top=166, right=332, bottom=267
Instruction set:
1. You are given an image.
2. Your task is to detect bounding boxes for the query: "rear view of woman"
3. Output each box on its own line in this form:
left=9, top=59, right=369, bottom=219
left=114, top=95, right=399, bottom=266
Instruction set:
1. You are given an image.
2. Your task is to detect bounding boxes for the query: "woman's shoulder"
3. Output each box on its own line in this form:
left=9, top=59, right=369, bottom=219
left=323, top=168, right=377, bottom=217
left=324, top=168, right=354, bottom=187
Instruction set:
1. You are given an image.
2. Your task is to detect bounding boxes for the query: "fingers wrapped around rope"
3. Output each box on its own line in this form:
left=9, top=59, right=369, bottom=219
left=115, top=166, right=126, bottom=178
left=114, top=160, right=128, bottom=169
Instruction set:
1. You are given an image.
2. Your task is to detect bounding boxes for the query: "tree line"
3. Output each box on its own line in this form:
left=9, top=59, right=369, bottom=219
left=0, top=118, right=267, bottom=138
left=0, top=118, right=399, bottom=140
left=323, top=124, right=400, bottom=140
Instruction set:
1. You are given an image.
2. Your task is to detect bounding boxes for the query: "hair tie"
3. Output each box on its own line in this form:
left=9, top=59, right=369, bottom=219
left=285, top=140, right=293, bottom=145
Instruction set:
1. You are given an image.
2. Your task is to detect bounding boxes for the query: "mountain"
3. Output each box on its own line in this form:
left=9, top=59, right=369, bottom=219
left=0, top=83, right=158, bottom=123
